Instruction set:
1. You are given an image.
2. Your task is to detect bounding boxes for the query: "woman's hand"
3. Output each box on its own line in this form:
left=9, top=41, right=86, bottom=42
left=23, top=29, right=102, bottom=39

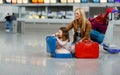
left=79, top=39, right=83, bottom=42
left=69, top=45, right=75, bottom=52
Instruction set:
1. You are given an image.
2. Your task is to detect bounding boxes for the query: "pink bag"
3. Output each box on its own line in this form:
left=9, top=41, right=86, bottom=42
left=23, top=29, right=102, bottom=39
left=89, top=7, right=114, bottom=34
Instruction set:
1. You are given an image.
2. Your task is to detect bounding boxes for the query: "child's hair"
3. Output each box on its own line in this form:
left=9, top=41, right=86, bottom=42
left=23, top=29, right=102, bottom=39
left=59, top=27, right=70, bottom=42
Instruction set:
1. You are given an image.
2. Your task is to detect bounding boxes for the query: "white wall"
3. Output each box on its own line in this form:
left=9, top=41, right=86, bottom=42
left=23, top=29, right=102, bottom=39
left=0, top=5, right=18, bottom=20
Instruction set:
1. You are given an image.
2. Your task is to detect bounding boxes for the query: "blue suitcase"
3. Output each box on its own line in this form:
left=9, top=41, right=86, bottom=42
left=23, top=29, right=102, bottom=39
left=46, top=36, right=72, bottom=58
left=46, top=36, right=56, bottom=54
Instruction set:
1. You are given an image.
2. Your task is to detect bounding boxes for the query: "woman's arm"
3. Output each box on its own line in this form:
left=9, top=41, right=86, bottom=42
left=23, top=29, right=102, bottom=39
left=82, top=20, right=92, bottom=40
left=66, top=20, right=74, bottom=31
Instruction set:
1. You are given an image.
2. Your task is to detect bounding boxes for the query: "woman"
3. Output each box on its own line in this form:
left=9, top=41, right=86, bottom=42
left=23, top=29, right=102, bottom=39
left=66, top=8, right=92, bottom=44
left=66, top=8, right=92, bottom=52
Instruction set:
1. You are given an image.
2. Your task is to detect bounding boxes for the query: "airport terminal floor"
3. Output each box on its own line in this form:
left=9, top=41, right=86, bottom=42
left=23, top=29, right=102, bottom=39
left=0, top=25, right=120, bottom=75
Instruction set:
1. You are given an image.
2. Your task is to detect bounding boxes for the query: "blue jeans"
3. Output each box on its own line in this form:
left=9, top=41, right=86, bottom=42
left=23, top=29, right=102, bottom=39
left=6, top=21, right=13, bottom=32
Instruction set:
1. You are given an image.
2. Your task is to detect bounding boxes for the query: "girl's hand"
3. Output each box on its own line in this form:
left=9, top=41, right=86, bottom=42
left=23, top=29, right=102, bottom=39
left=51, top=32, right=59, bottom=36
left=55, top=32, right=59, bottom=36
left=51, top=34, right=55, bottom=36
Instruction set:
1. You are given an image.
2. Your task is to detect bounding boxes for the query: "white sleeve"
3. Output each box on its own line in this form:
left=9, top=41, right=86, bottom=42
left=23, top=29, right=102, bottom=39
left=56, top=37, right=68, bottom=46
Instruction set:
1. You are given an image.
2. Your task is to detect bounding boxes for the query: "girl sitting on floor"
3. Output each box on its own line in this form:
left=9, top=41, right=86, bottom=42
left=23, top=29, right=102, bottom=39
left=53, top=27, right=70, bottom=54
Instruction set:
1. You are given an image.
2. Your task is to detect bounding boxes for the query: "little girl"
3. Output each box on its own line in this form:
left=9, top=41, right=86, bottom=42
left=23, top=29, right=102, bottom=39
left=53, top=27, right=70, bottom=54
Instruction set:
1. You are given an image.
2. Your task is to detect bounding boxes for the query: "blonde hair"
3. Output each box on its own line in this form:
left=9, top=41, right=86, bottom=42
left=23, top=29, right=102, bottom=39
left=75, top=8, right=86, bottom=31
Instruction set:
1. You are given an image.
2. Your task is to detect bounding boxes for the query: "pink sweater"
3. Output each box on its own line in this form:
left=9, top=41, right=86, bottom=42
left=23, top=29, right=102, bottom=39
left=56, top=37, right=68, bottom=49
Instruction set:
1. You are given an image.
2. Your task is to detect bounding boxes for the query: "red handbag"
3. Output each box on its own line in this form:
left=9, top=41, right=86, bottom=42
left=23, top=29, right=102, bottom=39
left=75, top=40, right=99, bottom=58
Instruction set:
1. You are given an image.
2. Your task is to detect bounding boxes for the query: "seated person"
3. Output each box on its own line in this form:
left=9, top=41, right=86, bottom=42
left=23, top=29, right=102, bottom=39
left=53, top=27, right=70, bottom=54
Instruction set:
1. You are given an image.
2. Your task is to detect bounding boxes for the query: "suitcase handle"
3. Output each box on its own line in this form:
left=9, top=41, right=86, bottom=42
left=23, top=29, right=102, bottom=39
left=82, top=40, right=93, bottom=44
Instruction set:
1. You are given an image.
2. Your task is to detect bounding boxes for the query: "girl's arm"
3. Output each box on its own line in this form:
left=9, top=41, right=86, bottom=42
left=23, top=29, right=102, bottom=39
left=56, top=37, right=68, bottom=46
left=51, top=32, right=59, bottom=36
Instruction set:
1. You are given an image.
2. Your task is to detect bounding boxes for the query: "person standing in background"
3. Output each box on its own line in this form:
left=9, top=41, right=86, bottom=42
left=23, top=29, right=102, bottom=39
left=11, top=13, right=17, bottom=32
left=11, top=13, right=16, bottom=20
left=5, top=13, right=12, bottom=32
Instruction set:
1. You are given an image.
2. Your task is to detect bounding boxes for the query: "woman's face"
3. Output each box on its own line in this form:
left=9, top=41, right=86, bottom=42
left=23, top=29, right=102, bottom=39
left=74, top=10, right=81, bottom=19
